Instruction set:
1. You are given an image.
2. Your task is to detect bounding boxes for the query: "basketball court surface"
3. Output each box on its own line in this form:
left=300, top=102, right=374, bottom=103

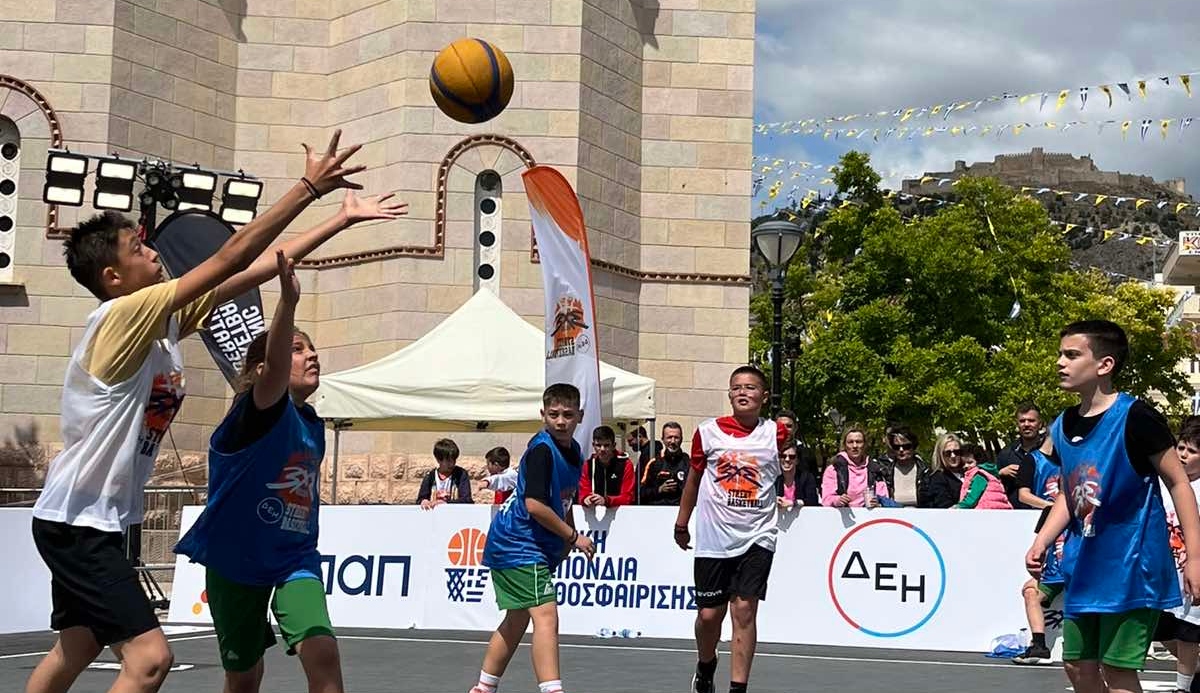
left=0, top=626, right=1182, bottom=692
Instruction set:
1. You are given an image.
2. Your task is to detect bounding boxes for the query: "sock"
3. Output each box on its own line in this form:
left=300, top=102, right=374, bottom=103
left=729, top=682, right=748, bottom=693
left=1031, top=632, right=1046, bottom=648
left=696, top=657, right=718, bottom=680
left=475, top=670, right=500, bottom=693
left=1178, top=671, right=1194, bottom=691
left=537, top=679, right=563, bottom=693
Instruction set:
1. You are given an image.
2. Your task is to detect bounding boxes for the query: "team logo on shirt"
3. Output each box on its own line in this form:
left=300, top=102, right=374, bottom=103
left=1042, top=474, right=1061, bottom=500
left=138, top=372, right=185, bottom=458
left=1067, top=464, right=1102, bottom=537
left=715, top=451, right=763, bottom=508
left=262, top=452, right=319, bottom=533
left=1167, top=509, right=1187, bottom=569
left=548, top=294, right=590, bottom=358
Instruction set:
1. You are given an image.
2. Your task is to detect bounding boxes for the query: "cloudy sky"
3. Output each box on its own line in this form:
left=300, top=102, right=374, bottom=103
left=752, top=0, right=1200, bottom=208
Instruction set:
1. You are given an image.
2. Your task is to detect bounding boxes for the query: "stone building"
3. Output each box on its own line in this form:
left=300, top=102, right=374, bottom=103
left=901, top=147, right=1187, bottom=198
left=0, top=0, right=757, bottom=507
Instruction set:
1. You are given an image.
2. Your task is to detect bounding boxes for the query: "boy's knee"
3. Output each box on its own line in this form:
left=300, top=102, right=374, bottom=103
left=225, top=669, right=262, bottom=693
left=728, top=597, right=758, bottom=627
left=298, top=635, right=340, bottom=670
left=125, top=647, right=174, bottom=689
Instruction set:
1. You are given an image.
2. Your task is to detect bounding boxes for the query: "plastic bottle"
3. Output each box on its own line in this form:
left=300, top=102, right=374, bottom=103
left=1019, top=628, right=1030, bottom=648
left=617, top=629, right=641, bottom=638
left=596, top=628, right=614, bottom=638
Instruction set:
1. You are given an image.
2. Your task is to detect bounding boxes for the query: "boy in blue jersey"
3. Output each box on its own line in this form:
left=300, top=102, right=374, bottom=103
left=1013, top=438, right=1065, bottom=665
left=1027, top=320, right=1200, bottom=693
left=468, top=384, right=596, bottom=693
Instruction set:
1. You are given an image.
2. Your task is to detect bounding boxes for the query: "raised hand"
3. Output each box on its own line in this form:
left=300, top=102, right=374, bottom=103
left=302, top=129, right=367, bottom=194
left=276, top=249, right=300, bottom=305
left=341, top=191, right=410, bottom=226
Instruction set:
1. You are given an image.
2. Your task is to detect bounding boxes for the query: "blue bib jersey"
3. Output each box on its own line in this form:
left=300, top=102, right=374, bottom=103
left=484, top=429, right=583, bottom=571
left=175, top=394, right=325, bottom=586
left=1030, top=448, right=1066, bottom=586
left=1050, top=393, right=1180, bottom=617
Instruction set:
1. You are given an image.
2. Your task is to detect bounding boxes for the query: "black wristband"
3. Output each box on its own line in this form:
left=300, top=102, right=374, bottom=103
left=300, top=176, right=322, bottom=199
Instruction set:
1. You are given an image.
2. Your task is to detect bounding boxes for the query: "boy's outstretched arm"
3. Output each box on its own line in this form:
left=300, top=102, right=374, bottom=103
left=171, top=130, right=365, bottom=312
left=214, top=191, right=408, bottom=303
left=1156, top=446, right=1200, bottom=603
left=1026, top=493, right=1070, bottom=578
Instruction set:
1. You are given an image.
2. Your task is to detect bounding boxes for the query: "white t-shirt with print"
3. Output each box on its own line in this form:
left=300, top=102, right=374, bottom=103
left=1162, top=477, right=1200, bottom=625
left=694, top=417, right=782, bottom=558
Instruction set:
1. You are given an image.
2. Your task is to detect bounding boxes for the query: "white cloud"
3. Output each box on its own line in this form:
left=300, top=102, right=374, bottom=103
left=753, top=0, right=1200, bottom=198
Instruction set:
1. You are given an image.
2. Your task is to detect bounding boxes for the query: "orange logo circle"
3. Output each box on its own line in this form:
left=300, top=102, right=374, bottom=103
left=447, top=527, right=487, bottom=566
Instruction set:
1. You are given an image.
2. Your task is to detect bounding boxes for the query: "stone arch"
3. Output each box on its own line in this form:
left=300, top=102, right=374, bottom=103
left=0, top=75, right=64, bottom=238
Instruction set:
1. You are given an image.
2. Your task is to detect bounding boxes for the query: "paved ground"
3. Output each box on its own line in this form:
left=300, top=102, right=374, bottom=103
left=0, top=626, right=1183, bottom=692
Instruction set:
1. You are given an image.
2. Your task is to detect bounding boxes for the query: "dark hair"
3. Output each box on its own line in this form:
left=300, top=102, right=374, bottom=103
left=662, top=421, right=683, bottom=435
left=1179, top=417, right=1200, bottom=449
left=777, top=409, right=797, bottom=422
left=592, top=425, right=616, bottom=444
left=485, top=446, right=510, bottom=468
left=542, top=383, right=581, bottom=409
left=63, top=211, right=135, bottom=299
left=962, top=443, right=989, bottom=462
left=730, top=365, right=768, bottom=389
left=234, top=328, right=315, bottom=394
left=887, top=425, right=917, bottom=448
left=1061, top=320, right=1129, bottom=376
left=433, top=438, right=460, bottom=463
left=1015, top=402, right=1041, bottom=418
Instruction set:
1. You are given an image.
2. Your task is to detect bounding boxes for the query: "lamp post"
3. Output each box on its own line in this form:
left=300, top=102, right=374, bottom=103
left=751, top=219, right=805, bottom=417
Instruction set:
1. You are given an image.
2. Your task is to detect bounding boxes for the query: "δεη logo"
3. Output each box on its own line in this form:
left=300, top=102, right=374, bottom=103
left=445, top=527, right=490, bottom=603
left=826, top=518, right=946, bottom=638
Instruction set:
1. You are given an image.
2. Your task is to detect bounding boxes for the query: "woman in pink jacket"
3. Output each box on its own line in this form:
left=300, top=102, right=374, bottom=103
left=821, top=426, right=891, bottom=508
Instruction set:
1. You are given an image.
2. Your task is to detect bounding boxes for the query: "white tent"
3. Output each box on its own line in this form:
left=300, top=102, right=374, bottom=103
left=313, top=289, right=657, bottom=431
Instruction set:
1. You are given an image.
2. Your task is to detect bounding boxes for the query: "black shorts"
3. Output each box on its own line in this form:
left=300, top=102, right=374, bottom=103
left=693, top=543, right=774, bottom=608
left=1154, top=611, right=1200, bottom=644
left=31, top=518, right=159, bottom=646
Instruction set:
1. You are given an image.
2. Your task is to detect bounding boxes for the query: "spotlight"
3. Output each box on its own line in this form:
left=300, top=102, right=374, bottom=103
left=173, top=169, right=217, bottom=212
left=219, top=177, right=263, bottom=226
left=42, top=151, right=89, bottom=206
left=93, top=157, right=136, bottom=212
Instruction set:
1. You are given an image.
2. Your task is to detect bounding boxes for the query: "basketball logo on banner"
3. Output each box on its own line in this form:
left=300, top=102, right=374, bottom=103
left=826, top=518, right=946, bottom=638
left=445, top=527, right=490, bottom=603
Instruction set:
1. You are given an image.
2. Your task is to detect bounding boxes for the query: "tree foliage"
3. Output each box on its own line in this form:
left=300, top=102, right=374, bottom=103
left=750, top=153, right=1195, bottom=456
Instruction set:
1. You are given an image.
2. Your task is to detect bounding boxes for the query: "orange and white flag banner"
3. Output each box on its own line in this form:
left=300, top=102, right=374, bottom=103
left=523, top=165, right=603, bottom=452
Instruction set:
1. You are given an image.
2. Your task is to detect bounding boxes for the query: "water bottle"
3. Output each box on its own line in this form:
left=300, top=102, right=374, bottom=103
left=617, top=628, right=641, bottom=638
left=864, top=486, right=875, bottom=508
left=1019, top=628, right=1030, bottom=648
left=596, top=628, right=614, bottom=638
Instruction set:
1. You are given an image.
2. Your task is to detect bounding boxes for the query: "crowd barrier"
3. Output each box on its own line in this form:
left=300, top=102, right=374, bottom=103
left=1, top=505, right=1065, bottom=655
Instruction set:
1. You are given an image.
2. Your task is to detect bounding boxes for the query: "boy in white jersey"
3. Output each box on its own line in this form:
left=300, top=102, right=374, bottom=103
left=674, top=365, right=788, bottom=693
left=27, top=131, right=407, bottom=693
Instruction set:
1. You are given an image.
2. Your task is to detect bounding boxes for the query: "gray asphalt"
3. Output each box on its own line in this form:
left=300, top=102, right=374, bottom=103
left=0, top=627, right=1182, bottom=692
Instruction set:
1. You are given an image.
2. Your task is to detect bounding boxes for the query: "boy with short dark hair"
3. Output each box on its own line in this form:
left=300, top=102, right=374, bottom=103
left=579, top=425, right=635, bottom=508
left=28, top=131, right=381, bottom=693
left=419, top=438, right=473, bottom=508
left=468, top=384, right=596, bottom=693
left=674, top=365, right=788, bottom=693
left=482, top=446, right=517, bottom=505
left=1027, top=320, right=1200, bottom=693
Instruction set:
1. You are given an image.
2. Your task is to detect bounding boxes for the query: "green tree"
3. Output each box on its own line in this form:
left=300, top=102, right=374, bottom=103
left=750, top=153, right=1195, bottom=457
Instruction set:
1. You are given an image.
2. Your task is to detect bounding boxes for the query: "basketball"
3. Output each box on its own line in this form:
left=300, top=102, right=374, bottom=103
left=429, top=38, right=514, bottom=124
left=446, top=527, right=487, bottom=566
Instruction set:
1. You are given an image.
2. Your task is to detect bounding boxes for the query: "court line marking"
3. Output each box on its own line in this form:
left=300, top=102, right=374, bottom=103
left=0, top=633, right=215, bottom=661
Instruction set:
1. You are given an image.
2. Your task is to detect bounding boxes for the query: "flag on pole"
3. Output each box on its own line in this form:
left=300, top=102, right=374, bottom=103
left=524, top=166, right=604, bottom=452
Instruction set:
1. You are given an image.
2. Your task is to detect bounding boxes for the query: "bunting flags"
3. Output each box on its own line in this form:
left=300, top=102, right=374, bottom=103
left=754, top=69, right=1199, bottom=134
left=755, top=114, right=1200, bottom=141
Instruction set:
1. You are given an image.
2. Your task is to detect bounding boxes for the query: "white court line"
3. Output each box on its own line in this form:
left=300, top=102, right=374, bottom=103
left=337, top=634, right=1068, bottom=671
left=0, top=632, right=215, bottom=661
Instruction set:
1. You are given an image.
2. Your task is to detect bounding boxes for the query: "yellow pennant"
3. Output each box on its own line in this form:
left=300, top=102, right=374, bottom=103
left=840, top=200, right=853, bottom=209
left=820, top=178, right=833, bottom=185
left=1121, top=120, right=1131, bottom=139
left=1056, top=89, right=1069, bottom=110
left=1014, top=123, right=1026, bottom=135
left=1104, top=230, right=1115, bottom=241
left=1137, top=80, right=1147, bottom=98
left=1044, top=121, right=1057, bottom=129
left=900, top=108, right=915, bottom=122
left=1019, top=93, right=1034, bottom=105
left=1065, top=223, right=1078, bottom=233
left=950, top=126, right=963, bottom=135
left=1135, top=199, right=1149, bottom=209
left=801, top=197, right=812, bottom=209
left=1100, top=85, right=1113, bottom=107
left=1094, top=195, right=1108, bottom=206
left=1178, top=203, right=1190, bottom=214
left=1184, top=74, right=1193, bottom=97
left=1136, top=237, right=1152, bottom=245
left=920, top=176, right=935, bottom=185
left=931, top=104, right=943, bottom=115
left=1162, top=119, right=1172, bottom=139
left=923, top=127, right=934, bottom=137
left=980, top=125, right=992, bottom=135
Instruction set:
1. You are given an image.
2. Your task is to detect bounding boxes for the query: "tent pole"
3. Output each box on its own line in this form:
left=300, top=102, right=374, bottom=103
left=331, top=422, right=343, bottom=505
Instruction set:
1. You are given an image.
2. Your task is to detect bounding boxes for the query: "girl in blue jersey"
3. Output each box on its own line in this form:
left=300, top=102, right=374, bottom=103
left=1027, top=320, right=1200, bottom=693
left=468, top=384, right=596, bottom=693
left=175, top=250, right=343, bottom=693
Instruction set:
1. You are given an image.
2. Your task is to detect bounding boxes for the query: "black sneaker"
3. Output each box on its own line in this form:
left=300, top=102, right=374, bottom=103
left=1011, top=643, right=1052, bottom=665
left=690, top=674, right=715, bottom=693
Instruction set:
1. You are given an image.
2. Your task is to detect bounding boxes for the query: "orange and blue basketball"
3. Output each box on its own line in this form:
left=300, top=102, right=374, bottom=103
left=429, top=38, right=514, bottom=124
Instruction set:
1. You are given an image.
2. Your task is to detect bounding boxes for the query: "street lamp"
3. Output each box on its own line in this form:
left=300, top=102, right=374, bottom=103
left=751, top=219, right=806, bottom=417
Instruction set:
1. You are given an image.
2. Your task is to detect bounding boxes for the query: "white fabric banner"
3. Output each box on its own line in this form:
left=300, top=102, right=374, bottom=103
left=157, top=505, right=1063, bottom=654
left=523, top=166, right=603, bottom=451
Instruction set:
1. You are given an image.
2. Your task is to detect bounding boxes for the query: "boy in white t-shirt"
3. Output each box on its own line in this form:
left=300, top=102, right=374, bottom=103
left=26, top=131, right=409, bottom=693
left=673, top=365, right=788, bottom=693
left=1155, top=417, right=1200, bottom=693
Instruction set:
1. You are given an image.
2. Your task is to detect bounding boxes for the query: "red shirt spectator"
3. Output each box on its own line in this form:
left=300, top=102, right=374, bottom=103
left=581, top=429, right=636, bottom=507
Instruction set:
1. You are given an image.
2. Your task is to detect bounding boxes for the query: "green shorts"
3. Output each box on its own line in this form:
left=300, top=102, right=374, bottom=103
left=491, top=564, right=557, bottom=611
left=206, top=569, right=334, bottom=672
left=1038, top=582, right=1064, bottom=606
left=1062, top=609, right=1161, bottom=670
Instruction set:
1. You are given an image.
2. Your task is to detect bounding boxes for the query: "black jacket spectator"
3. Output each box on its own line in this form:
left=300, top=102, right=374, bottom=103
left=773, top=469, right=819, bottom=506
left=996, top=438, right=1041, bottom=509
left=875, top=453, right=932, bottom=506
left=640, top=449, right=689, bottom=505
left=417, top=466, right=473, bottom=504
left=920, top=469, right=963, bottom=509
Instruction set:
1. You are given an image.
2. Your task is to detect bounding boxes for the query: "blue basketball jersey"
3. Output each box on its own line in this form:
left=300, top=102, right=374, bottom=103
left=175, top=395, right=325, bottom=585
left=1051, top=393, right=1180, bottom=616
left=483, top=429, right=582, bottom=571
left=1031, top=448, right=1066, bottom=585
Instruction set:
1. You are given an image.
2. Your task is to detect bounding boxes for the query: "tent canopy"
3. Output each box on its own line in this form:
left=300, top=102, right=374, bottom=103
left=312, top=289, right=656, bottom=431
